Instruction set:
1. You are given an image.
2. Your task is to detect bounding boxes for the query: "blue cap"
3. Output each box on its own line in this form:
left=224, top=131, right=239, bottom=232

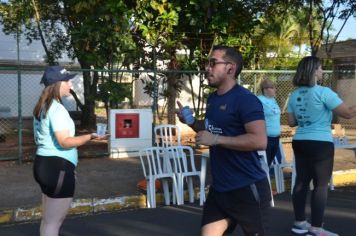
left=40, top=66, right=76, bottom=87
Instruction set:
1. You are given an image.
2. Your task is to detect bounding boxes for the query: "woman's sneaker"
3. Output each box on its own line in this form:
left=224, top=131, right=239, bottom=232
left=306, top=228, right=339, bottom=236
left=291, top=221, right=311, bottom=235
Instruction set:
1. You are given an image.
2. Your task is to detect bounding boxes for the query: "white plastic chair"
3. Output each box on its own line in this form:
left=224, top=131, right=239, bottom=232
left=257, top=150, right=274, bottom=207
left=154, top=124, right=181, bottom=148
left=139, top=147, right=181, bottom=208
left=154, top=124, right=186, bottom=204
left=165, top=146, right=205, bottom=206
left=271, top=142, right=293, bottom=193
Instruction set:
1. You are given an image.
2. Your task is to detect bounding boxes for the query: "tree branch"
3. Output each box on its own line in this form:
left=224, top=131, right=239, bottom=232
left=30, top=0, right=54, bottom=64
left=70, top=89, right=84, bottom=111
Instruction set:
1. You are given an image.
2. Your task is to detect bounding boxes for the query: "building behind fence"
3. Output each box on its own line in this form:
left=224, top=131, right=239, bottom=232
left=1, top=67, right=355, bottom=162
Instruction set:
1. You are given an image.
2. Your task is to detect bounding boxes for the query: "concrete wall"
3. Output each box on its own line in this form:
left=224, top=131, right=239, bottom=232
left=133, top=73, right=206, bottom=109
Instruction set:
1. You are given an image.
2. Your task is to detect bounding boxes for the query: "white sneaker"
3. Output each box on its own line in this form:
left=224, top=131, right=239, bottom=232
left=306, top=228, right=339, bottom=236
left=291, top=221, right=311, bottom=235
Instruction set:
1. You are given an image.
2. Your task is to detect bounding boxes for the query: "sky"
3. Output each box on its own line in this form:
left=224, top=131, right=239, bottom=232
left=332, top=16, right=356, bottom=41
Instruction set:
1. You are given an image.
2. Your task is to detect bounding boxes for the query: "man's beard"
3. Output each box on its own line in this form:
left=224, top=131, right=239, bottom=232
left=208, top=81, right=218, bottom=88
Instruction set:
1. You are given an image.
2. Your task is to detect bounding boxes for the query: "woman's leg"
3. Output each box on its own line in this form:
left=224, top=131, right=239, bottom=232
left=266, top=137, right=280, bottom=166
left=40, top=194, right=72, bottom=236
left=310, top=142, right=334, bottom=227
left=292, top=141, right=313, bottom=221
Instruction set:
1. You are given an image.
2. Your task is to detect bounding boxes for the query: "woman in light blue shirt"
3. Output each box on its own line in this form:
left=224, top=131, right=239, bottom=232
left=287, top=56, right=356, bottom=236
left=33, top=66, right=107, bottom=236
left=258, top=79, right=281, bottom=166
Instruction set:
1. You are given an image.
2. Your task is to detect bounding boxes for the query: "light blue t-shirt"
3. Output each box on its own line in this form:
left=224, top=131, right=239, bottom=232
left=287, top=85, right=342, bottom=142
left=258, top=95, right=281, bottom=137
left=33, top=100, right=78, bottom=166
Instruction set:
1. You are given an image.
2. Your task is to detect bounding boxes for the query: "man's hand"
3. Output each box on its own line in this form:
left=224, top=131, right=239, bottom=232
left=196, top=131, right=219, bottom=146
left=176, top=101, right=185, bottom=123
left=176, top=101, right=195, bottom=125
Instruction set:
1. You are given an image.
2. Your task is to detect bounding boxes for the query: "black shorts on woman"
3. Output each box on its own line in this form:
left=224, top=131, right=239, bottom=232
left=33, top=155, right=76, bottom=198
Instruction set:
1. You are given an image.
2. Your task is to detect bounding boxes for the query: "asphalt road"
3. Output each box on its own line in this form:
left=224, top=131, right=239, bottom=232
left=1, top=185, right=355, bottom=236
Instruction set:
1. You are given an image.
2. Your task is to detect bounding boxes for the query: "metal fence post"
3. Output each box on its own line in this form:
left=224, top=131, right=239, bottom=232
left=152, top=47, right=158, bottom=146
left=17, top=28, right=23, bottom=164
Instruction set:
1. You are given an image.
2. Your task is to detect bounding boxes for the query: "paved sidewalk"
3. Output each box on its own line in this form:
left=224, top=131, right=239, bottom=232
left=0, top=147, right=356, bottom=225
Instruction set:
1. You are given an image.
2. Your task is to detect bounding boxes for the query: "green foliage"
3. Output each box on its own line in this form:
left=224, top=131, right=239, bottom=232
left=67, top=0, right=135, bottom=67
left=134, top=0, right=180, bottom=47
left=97, top=80, right=131, bottom=108
left=2, top=0, right=354, bottom=127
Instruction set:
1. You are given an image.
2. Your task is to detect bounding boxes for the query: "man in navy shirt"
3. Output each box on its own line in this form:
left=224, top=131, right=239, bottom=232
left=178, top=45, right=271, bottom=236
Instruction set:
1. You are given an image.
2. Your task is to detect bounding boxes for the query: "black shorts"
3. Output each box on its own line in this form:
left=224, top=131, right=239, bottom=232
left=201, top=178, right=271, bottom=235
left=33, top=155, right=76, bottom=198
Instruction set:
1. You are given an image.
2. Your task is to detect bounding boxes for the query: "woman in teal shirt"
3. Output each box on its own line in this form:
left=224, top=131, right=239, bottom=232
left=33, top=66, right=107, bottom=236
left=258, top=79, right=281, bottom=166
left=287, top=56, right=356, bottom=236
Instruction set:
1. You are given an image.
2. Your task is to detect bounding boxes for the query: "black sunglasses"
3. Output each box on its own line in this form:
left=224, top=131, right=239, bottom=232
left=206, top=59, right=232, bottom=68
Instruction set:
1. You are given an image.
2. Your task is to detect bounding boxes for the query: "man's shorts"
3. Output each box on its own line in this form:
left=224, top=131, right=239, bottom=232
left=201, top=178, right=271, bottom=235
left=33, top=155, right=76, bottom=198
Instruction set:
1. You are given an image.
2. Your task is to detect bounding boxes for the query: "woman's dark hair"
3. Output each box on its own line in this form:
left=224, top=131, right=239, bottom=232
left=293, top=56, right=321, bottom=87
left=212, top=45, right=244, bottom=77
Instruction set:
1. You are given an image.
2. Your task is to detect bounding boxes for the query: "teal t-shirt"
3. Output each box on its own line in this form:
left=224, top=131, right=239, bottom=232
left=33, top=100, right=78, bottom=166
left=287, top=85, right=342, bottom=142
left=258, top=95, right=281, bottom=137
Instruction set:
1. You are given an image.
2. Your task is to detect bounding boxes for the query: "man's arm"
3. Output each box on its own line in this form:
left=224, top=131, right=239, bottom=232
left=189, top=119, right=206, bottom=132
left=195, top=120, right=267, bottom=151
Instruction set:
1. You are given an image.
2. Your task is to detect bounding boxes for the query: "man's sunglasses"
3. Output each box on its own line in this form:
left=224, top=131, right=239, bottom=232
left=206, top=60, right=232, bottom=68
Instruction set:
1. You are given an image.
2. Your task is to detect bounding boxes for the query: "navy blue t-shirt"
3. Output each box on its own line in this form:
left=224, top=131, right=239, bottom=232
left=205, top=84, right=267, bottom=192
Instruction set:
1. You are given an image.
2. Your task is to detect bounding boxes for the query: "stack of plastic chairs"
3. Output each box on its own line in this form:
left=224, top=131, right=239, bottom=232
left=139, top=147, right=181, bottom=208
left=154, top=124, right=207, bottom=205
left=154, top=124, right=181, bottom=148
left=154, top=124, right=183, bottom=204
left=271, top=142, right=293, bottom=194
left=165, top=145, right=205, bottom=205
left=257, top=150, right=275, bottom=207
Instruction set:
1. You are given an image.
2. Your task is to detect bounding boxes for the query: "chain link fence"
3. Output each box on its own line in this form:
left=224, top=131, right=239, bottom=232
left=0, top=68, right=20, bottom=160
left=1, top=67, right=355, bottom=162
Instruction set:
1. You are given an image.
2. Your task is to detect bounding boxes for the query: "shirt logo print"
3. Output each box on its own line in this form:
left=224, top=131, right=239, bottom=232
left=219, top=104, right=227, bottom=111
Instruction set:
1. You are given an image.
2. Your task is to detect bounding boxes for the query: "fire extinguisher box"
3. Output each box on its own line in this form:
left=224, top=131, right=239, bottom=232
left=109, top=109, right=152, bottom=158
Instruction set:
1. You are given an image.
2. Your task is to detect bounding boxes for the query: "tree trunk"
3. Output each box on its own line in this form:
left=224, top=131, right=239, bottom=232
left=78, top=62, right=97, bottom=129
left=166, top=57, right=181, bottom=125
left=81, top=99, right=96, bottom=129
left=167, top=74, right=178, bottom=125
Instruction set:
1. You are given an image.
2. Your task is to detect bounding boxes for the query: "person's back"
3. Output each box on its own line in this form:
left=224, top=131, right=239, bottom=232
left=288, top=85, right=340, bottom=142
left=287, top=56, right=356, bottom=236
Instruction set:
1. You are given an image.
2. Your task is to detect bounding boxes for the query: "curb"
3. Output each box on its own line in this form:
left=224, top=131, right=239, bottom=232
left=1, top=170, right=356, bottom=225
left=0, top=190, right=204, bottom=225
left=332, top=169, right=356, bottom=186
left=0, top=194, right=147, bottom=225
